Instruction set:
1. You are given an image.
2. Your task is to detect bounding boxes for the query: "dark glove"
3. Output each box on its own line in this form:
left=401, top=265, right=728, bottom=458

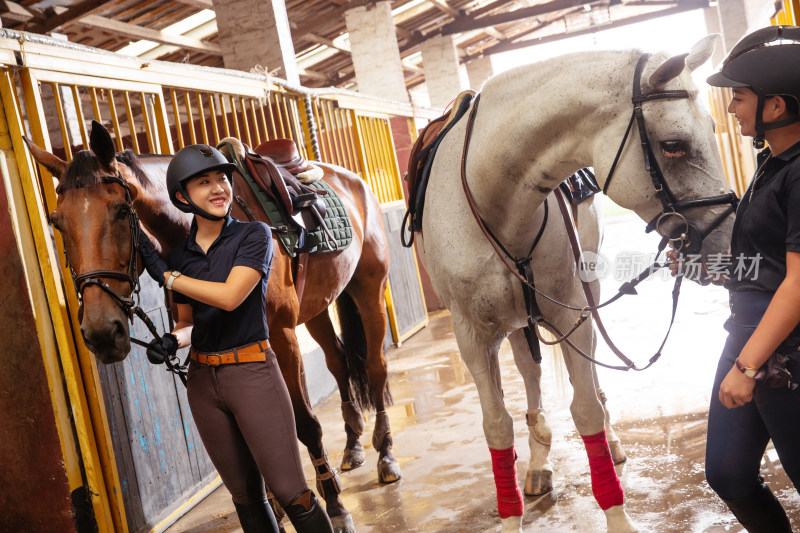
left=146, top=333, right=178, bottom=365
left=138, top=228, right=168, bottom=286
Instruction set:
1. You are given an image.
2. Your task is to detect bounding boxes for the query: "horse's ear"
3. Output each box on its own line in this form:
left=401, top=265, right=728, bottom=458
left=90, top=120, right=116, bottom=167
left=648, top=53, right=689, bottom=90
left=685, top=34, right=720, bottom=72
left=23, top=137, right=67, bottom=180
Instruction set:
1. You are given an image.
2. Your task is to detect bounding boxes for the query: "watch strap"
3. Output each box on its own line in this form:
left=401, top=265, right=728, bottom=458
left=735, top=357, right=758, bottom=378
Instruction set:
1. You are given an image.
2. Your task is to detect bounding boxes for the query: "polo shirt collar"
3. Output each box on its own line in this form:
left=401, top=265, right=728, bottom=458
left=186, top=215, right=236, bottom=253
left=774, top=139, right=800, bottom=162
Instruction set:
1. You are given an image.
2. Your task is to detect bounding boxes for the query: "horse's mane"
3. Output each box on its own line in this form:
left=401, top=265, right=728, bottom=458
left=58, top=149, right=153, bottom=193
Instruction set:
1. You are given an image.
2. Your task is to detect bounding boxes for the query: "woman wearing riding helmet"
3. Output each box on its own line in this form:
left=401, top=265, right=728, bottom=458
left=703, top=25, right=800, bottom=532
left=145, top=144, right=334, bottom=533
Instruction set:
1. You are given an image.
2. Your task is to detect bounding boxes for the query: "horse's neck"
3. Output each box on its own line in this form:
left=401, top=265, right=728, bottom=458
left=132, top=158, right=192, bottom=255
left=461, top=51, right=635, bottom=249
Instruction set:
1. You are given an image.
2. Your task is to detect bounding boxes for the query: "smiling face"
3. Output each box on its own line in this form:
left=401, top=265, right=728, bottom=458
left=177, top=170, right=232, bottom=218
left=728, top=87, right=760, bottom=137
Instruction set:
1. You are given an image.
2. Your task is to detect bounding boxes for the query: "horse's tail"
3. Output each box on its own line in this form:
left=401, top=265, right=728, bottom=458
left=335, top=291, right=392, bottom=411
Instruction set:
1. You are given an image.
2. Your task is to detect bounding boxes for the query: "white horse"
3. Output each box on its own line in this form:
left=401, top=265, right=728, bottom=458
left=415, top=36, right=735, bottom=532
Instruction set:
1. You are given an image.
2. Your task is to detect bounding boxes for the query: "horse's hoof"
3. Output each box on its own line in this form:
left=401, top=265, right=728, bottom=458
left=500, top=515, right=523, bottom=532
left=331, top=512, right=356, bottom=533
left=377, top=457, right=402, bottom=484
left=340, top=447, right=366, bottom=471
left=524, top=469, right=553, bottom=496
left=609, top=440, right=627, bottom=465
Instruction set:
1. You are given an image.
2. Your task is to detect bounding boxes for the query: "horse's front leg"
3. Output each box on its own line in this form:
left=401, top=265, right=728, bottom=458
left=593, top=364, right=627, bottom=465
left=305, top=312, right=367, bottom=472
left=452, top=314, right=523, bottom=533
left=508, top=329, right=553, bottom=497
left=556, top=314, right=638, bottom=533
left=270, top=325, right=355, bottom=533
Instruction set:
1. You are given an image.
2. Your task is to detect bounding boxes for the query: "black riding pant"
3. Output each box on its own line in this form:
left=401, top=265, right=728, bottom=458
left=705, top=291, right=800, bottom=500
left=187, top=348, right=308, bottom=506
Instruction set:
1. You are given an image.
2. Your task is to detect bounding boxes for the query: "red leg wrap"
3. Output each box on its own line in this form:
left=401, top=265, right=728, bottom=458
left=489, top=446, right=524, bottom=519
left=581, top=429, right=624, bottom=510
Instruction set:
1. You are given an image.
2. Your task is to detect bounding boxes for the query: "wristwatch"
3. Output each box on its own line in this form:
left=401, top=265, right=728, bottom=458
left=166, top=271, right=182, bottom=290
left=734, top=357, right=758, bottom=379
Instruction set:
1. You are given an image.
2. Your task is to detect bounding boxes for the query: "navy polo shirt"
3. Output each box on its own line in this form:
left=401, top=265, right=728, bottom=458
left=168, top=216, right=273, bottom=353
left=725, top=140, right=800, bottom=294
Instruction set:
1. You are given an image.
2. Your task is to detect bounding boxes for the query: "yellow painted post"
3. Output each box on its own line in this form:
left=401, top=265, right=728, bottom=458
left=249, top=99, right=262, bottom=146
left=15, top=68, right=124, bottom=533
left=90, top=87, right=103, bottom=122
left=170, top=89, right=184, bottom=149
left=240, top=97, right=252, bottom=147
left=230, top=95, right=242, bottom=140
left=140, top=92, right=156, bottom=154
left=208, top=94, right=220, bottom=145
left=107, top=89, right=124, bottom=152
left=350, top=110, right=369, bottom=181
left=49, top=82, right=73, bottom=161
left=220, top=94, right=231, bottom=138
left=154, top=90, right=175, bottom=154
left=71, top=85, right=89, bottom=148
left=124, top=92, right=140, bottom=154
left=184, top=91, right=197, bottom=145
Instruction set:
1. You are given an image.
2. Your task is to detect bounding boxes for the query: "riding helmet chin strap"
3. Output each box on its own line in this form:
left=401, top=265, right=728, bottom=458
left=753, top=93, right=800, bottom=149
left=177, top=182, right=232, bottom=221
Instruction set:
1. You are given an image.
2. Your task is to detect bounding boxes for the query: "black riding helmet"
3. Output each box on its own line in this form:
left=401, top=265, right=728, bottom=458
left=166, top=144, right=237, bottom=221
left=707, top=25, right=800, bottom=148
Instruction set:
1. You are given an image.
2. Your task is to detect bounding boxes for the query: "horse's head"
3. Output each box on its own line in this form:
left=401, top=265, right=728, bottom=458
left=598, top=34, right=736, bottom=282
left=27, top=122, right=145, bottom=363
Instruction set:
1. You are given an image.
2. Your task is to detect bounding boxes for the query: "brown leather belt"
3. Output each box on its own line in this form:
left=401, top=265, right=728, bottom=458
left=190, top=340, right=270, bottom=366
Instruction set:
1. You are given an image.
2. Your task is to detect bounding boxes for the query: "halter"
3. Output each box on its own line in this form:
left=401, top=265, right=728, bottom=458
left=67, top=172, right=187, bottom=384
left=603, top=53, right=738, bottom=255
left=459, top=53, right=738, bottom=371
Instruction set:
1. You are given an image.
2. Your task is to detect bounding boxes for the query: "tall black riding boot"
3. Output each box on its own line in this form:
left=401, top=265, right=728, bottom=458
left=284, top=489, right=334, bottom=533
left=722, top=480, right=793, bottom=533
left=234, top=498, right=281, bottom=533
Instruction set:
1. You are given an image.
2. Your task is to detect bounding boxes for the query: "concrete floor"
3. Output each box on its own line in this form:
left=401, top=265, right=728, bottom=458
left=166, top=213, right=799, bottom=533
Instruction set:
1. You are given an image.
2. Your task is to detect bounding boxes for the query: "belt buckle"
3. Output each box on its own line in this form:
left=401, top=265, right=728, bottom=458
left=206, top=354, right=222, bottom=366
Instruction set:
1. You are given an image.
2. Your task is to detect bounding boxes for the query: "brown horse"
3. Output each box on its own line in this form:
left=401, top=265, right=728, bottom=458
left=27, top=121, right=401, bottom=533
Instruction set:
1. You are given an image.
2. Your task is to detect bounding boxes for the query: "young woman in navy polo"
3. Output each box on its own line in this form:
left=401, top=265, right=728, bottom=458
left=147, top=144, right=334, bottom=533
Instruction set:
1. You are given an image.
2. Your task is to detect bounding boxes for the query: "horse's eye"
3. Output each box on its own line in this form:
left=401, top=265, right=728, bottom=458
left=660, top=140, right=689, bottom=158
left=49, top=211, right=62, bottom=230
left=115, top=204, right=131, bottom=221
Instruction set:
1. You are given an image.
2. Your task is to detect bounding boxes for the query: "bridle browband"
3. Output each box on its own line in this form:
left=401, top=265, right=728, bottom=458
left=67, top=172, right=187, bottom=384
left=459, top=53, right=738, bottom=371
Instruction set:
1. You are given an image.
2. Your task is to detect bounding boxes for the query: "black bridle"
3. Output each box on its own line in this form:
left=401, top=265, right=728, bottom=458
left=603, top=53, right=738, bottom=255
left=66, top=172, right=187, bottom=384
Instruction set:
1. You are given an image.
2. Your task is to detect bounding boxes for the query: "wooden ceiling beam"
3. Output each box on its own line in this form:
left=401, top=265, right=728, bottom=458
left=476, top=1, right=707, bottom=55
left=174, top=0, right=213, bottom=9
left=427, top=0, right=459, bottom=18
left=292, top=0, right=373, bottom=37
left=0, top=0, right=35, bottom=22
left=304, top=33, right=351, bottom=53
left=27, top=0, right=111, bottom=34
left=442, top=0, right=598, bottom=35
left=76, top=14, right=222, bottom=54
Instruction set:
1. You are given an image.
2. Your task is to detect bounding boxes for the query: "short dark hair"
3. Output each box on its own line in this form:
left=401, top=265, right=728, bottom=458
left=782, top=94, right=800, bottom=118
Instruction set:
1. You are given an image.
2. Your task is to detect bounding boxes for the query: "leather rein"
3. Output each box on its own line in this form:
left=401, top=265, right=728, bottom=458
left=459, top=53, right=737, bottom=371
left=67, top=172, right=187, bottom=384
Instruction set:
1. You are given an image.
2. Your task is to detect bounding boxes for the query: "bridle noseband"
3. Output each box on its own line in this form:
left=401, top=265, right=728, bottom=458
left=603, top=53, right=738, bottom=255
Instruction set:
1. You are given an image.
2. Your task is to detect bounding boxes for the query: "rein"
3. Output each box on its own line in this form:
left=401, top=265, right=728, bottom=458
left=459, top=53, right=737, bottom=371
left=68, top=172, right=187, bottom=384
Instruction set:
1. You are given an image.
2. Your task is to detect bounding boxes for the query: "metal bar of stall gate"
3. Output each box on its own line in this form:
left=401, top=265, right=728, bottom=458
left=124, top=92, right=141, bottom=154
left=13, top=67, right=124, bottom=533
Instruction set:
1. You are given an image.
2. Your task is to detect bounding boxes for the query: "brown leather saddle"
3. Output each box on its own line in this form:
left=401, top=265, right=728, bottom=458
left=242, top=139, right=328, bottom=234
left=402, top=90, right=476, bottom=246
